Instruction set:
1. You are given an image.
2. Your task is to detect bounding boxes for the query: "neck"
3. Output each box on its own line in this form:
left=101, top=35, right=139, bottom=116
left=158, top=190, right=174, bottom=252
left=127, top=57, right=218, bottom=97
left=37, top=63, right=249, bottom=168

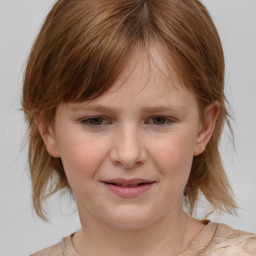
left=73, top=203, right=196, bottom=256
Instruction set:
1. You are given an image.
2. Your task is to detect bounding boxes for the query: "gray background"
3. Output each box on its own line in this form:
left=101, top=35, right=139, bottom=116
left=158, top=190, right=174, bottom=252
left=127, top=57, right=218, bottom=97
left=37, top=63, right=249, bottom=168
left=0, top=0, right=256, bottom=255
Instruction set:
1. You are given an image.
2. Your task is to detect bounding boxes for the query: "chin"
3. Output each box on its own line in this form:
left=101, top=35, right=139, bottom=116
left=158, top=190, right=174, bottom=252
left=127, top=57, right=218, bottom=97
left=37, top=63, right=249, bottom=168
left=104, top=206, right=159, bottom=231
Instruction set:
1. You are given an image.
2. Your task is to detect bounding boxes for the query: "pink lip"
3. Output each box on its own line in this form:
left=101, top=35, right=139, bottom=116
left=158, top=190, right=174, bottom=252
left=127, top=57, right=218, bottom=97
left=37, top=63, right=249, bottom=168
left=101, top=178, right=156, bottom=198
left=102, top=178, right=154, bottom=185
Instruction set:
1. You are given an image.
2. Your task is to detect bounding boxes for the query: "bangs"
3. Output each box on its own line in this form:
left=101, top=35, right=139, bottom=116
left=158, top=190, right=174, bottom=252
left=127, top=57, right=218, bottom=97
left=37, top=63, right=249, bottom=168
left=24, top=0, right=223, bottom=111
left=29, top=1, right=154, bottom=109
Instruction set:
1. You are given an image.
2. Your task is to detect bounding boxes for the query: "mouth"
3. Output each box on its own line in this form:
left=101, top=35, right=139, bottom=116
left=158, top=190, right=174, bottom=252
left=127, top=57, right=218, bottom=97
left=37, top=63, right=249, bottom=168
left=101, top=178, right=156, bottom=198
left=101, top=178, right=156, bottom=187
left=103, top=182, right=155, bottom=187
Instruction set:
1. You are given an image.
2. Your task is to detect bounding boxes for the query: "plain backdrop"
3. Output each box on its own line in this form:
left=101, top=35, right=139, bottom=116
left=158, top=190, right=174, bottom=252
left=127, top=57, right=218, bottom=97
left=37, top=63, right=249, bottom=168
left=0, top=0, right=256, bottom=255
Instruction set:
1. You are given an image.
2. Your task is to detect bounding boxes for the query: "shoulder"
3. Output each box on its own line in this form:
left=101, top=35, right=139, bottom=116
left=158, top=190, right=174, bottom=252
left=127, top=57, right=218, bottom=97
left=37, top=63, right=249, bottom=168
left=204, top=223, right=256, bottom=255
left=30, top=235, right=76, bottom=256
left=31, top=241, right=62, bottom=256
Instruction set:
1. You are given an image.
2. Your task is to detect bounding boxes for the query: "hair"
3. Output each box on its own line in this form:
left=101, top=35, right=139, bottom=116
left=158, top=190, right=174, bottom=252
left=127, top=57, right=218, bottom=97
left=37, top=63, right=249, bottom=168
left=22, top=0, right=237, bottom=221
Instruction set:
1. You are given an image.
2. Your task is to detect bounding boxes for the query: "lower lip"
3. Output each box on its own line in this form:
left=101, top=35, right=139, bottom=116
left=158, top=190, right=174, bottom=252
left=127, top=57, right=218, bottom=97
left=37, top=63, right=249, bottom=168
left=102, top=182, right=155, bottom=198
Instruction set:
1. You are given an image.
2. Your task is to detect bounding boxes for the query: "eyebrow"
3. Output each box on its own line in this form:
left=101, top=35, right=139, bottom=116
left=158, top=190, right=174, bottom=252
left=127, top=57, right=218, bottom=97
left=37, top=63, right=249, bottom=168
left=69, top=103, right=187, bottom=116
left=70, top=104, right=115, bottom=113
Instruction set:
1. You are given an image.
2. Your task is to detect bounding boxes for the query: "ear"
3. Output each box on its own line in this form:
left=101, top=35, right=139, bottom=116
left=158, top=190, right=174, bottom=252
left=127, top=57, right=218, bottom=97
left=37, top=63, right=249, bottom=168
left=193, top=102, right=220, bottom=156
left=34, top=114, right=60, bottom=158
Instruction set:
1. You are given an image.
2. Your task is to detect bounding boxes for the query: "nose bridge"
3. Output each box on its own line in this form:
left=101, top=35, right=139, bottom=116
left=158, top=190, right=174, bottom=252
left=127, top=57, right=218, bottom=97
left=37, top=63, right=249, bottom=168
left=110, top=122, right=146, bottom=168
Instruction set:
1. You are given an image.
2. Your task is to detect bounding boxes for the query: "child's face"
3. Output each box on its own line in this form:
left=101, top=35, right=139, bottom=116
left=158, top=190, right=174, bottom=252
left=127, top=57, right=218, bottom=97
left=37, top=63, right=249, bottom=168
left=40, top=46, right=217, bottom=230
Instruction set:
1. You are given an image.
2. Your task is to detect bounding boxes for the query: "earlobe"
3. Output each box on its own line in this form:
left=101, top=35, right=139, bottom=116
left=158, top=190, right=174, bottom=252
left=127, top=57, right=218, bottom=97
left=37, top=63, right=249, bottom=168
left=34, top=115, right=60, bottom=158
left=193, top=102, right=220, bottom=156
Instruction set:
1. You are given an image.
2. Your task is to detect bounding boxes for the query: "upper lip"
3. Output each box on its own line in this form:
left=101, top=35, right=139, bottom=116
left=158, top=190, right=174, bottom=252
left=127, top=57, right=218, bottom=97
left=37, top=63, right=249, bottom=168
left=101, top=178, right=155, bottom=185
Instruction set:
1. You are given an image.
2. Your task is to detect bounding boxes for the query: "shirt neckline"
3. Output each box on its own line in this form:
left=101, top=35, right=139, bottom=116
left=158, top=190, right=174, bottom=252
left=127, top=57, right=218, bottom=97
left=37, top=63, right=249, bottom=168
left=61, top=221, right=218, bottom=256
left=179, top=222, right=218, bottom=255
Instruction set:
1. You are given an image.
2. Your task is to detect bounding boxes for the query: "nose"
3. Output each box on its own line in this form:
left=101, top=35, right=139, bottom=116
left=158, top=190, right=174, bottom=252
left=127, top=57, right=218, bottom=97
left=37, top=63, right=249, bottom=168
left=110, top=124, right=147, bottom=169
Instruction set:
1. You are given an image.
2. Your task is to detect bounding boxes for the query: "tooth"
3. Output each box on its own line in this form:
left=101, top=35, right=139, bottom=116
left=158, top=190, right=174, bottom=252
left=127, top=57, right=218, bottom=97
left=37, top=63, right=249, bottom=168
left=119, top=184, right=139, bottom=187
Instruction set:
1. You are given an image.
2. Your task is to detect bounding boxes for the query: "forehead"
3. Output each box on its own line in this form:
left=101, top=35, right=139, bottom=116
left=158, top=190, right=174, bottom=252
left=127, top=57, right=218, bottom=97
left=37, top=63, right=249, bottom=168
left=105, top=44, right=184, bottom=97
left=65, top=44, right=198, bottom=114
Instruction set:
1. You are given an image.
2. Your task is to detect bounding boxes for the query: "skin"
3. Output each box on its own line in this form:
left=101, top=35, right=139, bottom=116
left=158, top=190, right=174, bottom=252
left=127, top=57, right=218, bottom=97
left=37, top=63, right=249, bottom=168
left=38, top=45, right=219, bottom=256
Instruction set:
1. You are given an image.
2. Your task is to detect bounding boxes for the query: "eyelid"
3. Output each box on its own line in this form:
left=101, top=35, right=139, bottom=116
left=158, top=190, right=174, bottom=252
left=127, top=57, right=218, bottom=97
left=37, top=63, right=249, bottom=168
left=145, top=116, right=176, bottom=126
left=80, top=116, right=111, bottom=127
left=79, top=115, right=176, bottom=128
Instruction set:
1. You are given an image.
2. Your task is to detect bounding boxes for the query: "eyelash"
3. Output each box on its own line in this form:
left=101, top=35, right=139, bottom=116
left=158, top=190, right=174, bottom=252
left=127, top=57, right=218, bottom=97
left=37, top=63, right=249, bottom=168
left=145, top=116, right=174, bottom=126
left=81, top=117, right=110, bottom=127
left=80, top=116, right=174, bottom=128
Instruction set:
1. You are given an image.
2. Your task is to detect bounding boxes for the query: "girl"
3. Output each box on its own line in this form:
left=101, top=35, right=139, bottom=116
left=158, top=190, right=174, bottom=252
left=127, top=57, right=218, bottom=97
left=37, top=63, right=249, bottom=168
left=22, top=0, right=256, bottom=255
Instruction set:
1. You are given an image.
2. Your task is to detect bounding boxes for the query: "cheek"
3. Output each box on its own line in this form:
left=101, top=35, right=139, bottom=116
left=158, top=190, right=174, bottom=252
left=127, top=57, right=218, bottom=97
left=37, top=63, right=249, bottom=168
left=150, top=130, right=196, bottom=186
left=57, top=134, right=109, bottom=193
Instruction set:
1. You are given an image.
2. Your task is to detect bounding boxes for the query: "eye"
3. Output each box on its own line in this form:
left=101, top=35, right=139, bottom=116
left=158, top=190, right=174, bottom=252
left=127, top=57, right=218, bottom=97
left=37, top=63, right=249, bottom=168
left=152, top=116, right=168, bottom=125
left=81, top=117, right=109, bottom=127
left=146, top=116, right=173, bottom=126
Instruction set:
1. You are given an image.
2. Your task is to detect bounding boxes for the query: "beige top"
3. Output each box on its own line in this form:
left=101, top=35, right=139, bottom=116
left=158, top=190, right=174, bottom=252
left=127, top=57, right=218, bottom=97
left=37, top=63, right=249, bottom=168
left=31, top=222, right=256, bottom=256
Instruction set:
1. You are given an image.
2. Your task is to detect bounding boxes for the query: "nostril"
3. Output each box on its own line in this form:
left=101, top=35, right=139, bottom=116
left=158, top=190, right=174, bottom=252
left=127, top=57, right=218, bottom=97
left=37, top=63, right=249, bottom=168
left=109, top=142, right=147, bottom=169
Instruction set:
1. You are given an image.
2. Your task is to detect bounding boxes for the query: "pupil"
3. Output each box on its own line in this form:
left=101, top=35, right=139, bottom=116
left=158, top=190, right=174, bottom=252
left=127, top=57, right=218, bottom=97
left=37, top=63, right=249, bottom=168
left=153, top=117, right=166, bottom=125
left=91, top=118, right=102, bottom=125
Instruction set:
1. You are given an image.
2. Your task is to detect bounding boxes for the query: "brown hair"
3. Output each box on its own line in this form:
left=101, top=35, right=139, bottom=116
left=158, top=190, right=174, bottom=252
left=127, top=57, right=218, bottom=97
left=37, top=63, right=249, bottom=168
left=22, top=0, right=237, bottom=221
